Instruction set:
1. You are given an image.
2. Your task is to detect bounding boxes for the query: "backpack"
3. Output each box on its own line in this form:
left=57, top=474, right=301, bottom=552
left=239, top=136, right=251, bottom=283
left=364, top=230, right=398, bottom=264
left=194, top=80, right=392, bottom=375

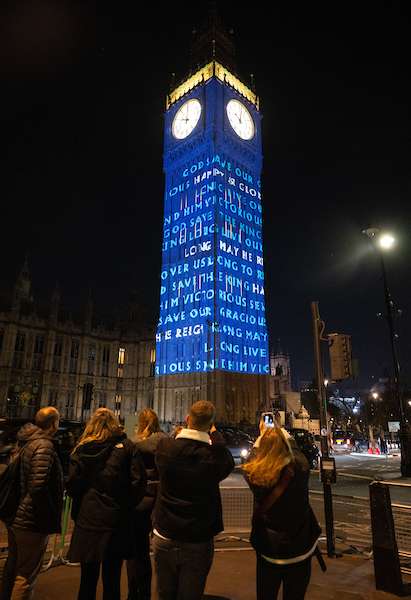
left=0, top=449, right=23, bottom=523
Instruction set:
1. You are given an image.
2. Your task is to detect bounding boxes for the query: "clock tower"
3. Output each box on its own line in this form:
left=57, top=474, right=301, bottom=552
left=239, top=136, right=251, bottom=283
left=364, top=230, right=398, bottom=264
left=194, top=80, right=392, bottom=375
left=154, top=10, right=270, bottom=424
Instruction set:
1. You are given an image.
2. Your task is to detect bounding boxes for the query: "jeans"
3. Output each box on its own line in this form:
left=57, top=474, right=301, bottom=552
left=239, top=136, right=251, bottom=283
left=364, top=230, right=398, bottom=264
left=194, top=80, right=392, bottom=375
left=77, top=558, right=123, bottom=600
left=256, top=554, right=312, bottom=600
left=0, top=528, right=49, bottom=600
left=152, top=535, right=214, bottom=600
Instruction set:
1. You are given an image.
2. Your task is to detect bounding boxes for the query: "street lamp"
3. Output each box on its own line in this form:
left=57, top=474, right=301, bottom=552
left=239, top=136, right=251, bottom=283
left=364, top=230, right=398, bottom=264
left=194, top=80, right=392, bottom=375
left=363, top=227, right=410, bottom=476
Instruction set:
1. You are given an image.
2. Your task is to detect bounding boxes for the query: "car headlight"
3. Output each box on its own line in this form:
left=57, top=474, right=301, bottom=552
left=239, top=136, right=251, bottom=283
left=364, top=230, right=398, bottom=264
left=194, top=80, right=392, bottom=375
left=240, top=448, right=249, bottom=458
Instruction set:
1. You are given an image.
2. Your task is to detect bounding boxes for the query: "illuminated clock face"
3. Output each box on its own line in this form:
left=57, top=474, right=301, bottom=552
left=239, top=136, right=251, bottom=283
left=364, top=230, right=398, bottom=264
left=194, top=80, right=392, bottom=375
left=226, top=99, right=255, bottom=140
left=172, top=99, right=202, bottom=139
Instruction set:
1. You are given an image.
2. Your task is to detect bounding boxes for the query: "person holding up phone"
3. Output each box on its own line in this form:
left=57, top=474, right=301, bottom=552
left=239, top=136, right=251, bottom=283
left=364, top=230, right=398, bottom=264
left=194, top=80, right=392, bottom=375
left=242, top=424, right=322, bottom=600
left=152, top=401, right=234, bottom=600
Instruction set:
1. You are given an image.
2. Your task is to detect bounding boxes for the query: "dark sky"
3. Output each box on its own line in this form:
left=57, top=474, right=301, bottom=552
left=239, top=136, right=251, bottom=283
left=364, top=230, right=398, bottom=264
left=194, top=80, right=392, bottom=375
left=1, top=1, right=410, bottom=388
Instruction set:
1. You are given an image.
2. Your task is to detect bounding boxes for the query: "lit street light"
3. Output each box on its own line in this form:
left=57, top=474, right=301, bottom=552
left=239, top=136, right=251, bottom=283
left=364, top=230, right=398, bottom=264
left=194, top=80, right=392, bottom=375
left=379, top=233, right=395, bottom=250
left=363, top=227, right=411, bottom=476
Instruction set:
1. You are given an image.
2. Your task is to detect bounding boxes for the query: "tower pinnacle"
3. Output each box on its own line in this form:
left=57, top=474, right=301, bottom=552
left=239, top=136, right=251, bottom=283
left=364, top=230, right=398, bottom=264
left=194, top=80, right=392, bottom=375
left=190, top=4, right=236, bottom=72
left=12, top=254, right=32, bottom=310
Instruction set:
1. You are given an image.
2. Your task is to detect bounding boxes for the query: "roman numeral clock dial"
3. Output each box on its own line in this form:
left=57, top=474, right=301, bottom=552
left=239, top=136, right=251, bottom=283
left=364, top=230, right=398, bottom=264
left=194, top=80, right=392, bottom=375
left=172, top=98, right=202, bottom=139
left=226, top=98, right=255, bottom=140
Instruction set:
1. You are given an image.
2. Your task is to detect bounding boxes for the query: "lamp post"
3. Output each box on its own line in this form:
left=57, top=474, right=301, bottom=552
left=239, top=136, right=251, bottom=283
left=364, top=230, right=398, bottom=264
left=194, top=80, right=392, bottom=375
left=363, top=228, right=411, bottom=476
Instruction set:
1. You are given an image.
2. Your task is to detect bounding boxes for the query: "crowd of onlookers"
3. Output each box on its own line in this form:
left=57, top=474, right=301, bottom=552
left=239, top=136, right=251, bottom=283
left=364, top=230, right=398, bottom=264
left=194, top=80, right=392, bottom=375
left=0, top=402, right=323, bottom=600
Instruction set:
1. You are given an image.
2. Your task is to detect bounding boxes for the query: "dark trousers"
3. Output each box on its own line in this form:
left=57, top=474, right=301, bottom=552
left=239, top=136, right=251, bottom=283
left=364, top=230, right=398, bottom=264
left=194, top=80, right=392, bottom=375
left=152, top=535, right=214, bottom=600
left=77, top=558, right=123, bottom=600
left=126, top=525, right=152, bottom=600
left=256, top=554, right=312, bottom=600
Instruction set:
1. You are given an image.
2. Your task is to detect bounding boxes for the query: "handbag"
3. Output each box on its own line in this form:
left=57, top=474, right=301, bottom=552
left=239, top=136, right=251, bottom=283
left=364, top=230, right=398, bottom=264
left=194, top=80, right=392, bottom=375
left=250, top=465, right=294, bottom=555
left=0, top=449, right=23, bottom=524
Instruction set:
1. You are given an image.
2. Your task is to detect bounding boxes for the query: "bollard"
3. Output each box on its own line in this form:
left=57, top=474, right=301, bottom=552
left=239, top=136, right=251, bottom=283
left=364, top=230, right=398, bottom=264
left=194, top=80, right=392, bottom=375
left=369, top=481, right=411, bottom=596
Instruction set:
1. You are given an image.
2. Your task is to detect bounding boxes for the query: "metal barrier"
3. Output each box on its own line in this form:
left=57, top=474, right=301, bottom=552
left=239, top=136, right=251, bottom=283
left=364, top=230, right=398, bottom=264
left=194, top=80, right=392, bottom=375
left=220, top=486, right=253, bottom=532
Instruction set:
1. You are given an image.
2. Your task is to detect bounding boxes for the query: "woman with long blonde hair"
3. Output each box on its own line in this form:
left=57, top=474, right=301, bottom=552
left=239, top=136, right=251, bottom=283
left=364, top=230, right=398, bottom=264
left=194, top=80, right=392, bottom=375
left=243, top=424, right=321, bottom=600
left=134, top=407, right=161, bottom=441
left=127, top=408, right=166, bottom=600
left=66, top=408, right=146, bottom=600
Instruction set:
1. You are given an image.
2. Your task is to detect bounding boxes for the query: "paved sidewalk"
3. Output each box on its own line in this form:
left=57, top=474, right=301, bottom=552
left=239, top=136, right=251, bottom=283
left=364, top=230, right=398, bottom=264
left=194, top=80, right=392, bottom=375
left=34, top=548, right=410, bottom=600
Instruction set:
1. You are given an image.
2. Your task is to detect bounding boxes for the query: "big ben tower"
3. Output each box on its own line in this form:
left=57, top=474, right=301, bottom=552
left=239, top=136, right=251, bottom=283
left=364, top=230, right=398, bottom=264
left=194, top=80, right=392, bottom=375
left=154, top=9, right=270, bottom=424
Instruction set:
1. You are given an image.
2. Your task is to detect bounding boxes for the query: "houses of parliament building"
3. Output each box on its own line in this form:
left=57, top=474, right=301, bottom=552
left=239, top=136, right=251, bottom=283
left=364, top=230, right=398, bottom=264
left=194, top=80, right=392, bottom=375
left=0, top=259, right=296, bottom=423
left=0, top=259, right=156, bottom=421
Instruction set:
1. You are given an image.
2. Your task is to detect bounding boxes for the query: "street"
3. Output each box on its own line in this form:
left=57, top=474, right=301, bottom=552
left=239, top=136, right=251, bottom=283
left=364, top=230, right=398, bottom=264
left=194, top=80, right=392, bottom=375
left=221, top=452, right=410, bottom=553
left=223, top=453, right=409, bottom=502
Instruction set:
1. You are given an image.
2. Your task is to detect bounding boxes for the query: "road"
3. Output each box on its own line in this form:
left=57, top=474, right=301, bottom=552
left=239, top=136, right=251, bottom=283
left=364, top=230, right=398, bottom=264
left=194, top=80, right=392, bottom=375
left=223, top=453, right=410, bottom=503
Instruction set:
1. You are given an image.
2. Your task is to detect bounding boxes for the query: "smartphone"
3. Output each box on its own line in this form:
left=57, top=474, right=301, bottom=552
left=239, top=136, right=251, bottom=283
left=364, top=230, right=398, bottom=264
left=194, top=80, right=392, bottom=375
left=262, top=412, right=275, bottom=427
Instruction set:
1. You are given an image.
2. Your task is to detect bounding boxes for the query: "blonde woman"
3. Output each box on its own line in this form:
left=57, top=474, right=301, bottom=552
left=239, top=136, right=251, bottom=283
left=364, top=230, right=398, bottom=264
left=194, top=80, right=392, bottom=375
left=243, top=425, right=321, bottom=600
left=127, top=409, right=167, bottom=600
left=66, top=408, right=146, bottom=600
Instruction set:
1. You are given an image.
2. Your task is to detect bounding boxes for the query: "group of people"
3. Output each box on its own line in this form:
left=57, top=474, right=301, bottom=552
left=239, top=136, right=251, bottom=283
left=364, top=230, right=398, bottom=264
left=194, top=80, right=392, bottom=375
left=0, top=400, right=321, bottom=600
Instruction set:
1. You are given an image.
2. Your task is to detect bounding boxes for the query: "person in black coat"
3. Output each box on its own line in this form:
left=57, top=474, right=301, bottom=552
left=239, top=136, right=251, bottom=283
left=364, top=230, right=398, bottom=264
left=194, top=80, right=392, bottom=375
left=243, top=425, right=321, bottom=600
left=126, top=408, right=167, bottom=600
left=0, top=406, right=64, bottom=600
left=152, top=400, right=234, bottom=600
left=66, top=408, right=146, bottom=600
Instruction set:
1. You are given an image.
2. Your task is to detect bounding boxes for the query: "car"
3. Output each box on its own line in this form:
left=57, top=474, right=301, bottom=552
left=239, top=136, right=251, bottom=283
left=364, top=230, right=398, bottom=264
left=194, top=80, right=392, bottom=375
left=288, top=428, right=320, bottom=469
left=217, top=427, right=253, bottom=464
left=331, top=430, right=355, bottom=452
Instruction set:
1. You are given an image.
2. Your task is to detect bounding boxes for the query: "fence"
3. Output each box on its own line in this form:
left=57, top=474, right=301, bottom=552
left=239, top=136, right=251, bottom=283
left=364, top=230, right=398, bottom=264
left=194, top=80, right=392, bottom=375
left=218, top=484, right=411, bottom=578
left=1, top=485, right=410, bottom=578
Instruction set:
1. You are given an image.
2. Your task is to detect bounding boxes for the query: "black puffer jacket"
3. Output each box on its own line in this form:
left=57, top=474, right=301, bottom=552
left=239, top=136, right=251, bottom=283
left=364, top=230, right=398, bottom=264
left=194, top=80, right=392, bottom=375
left=13, top=423, right=64, bottom=534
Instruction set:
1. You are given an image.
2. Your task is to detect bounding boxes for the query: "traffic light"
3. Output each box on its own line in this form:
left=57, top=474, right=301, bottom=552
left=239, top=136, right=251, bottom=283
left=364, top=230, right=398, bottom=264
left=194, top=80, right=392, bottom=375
left=82, top=382, right=93, bottom=410
left=328, top=333, right=353, bottom=381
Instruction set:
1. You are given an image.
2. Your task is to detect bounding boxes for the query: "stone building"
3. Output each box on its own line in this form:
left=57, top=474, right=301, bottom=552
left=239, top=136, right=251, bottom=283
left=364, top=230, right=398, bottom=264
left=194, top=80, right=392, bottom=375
left=0, top=260, right=156, bottom=421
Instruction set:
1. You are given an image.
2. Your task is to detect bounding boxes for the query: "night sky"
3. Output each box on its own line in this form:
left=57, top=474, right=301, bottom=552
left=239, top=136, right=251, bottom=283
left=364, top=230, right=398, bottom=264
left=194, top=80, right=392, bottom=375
left=1, top=1, right=410, bottom=388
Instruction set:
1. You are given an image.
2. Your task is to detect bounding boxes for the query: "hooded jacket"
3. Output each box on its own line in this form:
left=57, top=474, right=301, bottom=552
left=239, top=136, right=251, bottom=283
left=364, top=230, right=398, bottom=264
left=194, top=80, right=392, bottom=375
left=13, top=423, right=64, bottom=534
left=66, top=433, right=146, bottom=532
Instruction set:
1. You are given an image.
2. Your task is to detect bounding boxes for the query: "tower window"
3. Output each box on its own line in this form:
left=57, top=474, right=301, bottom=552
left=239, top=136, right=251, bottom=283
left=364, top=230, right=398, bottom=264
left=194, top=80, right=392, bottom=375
left=15, top=332, right=25, bottom=352
left=34, top=335, right=44, bottom=355
left=150, top=347, right=156, bottom=377
left=114, top=394, right=122, bottom=416
left=13, top=331, right=25, bottom=369
left=117, top=347, right=125, bottom=378
left=118, top=347, right=126, bottom=365
left=48, top=389, right=58, bottom=407
left=88, top=344, right=96, bottom=375
left=52, top=336, right=63, bottom=372
left=101, top=345, right=110, bottom=377
left=70, top=340, right=80, bottom=374
left=32, top=335, right=44, bottom=371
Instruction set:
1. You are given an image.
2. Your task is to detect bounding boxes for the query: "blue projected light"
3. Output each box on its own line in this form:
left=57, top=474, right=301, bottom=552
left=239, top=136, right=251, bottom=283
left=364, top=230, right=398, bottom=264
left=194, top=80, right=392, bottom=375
left=156, top=152, right=269, bottom=377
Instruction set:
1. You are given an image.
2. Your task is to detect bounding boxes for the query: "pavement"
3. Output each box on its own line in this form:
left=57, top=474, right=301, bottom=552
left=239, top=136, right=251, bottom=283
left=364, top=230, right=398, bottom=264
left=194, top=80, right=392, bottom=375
left=33, top=546, right=411, bottom=600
